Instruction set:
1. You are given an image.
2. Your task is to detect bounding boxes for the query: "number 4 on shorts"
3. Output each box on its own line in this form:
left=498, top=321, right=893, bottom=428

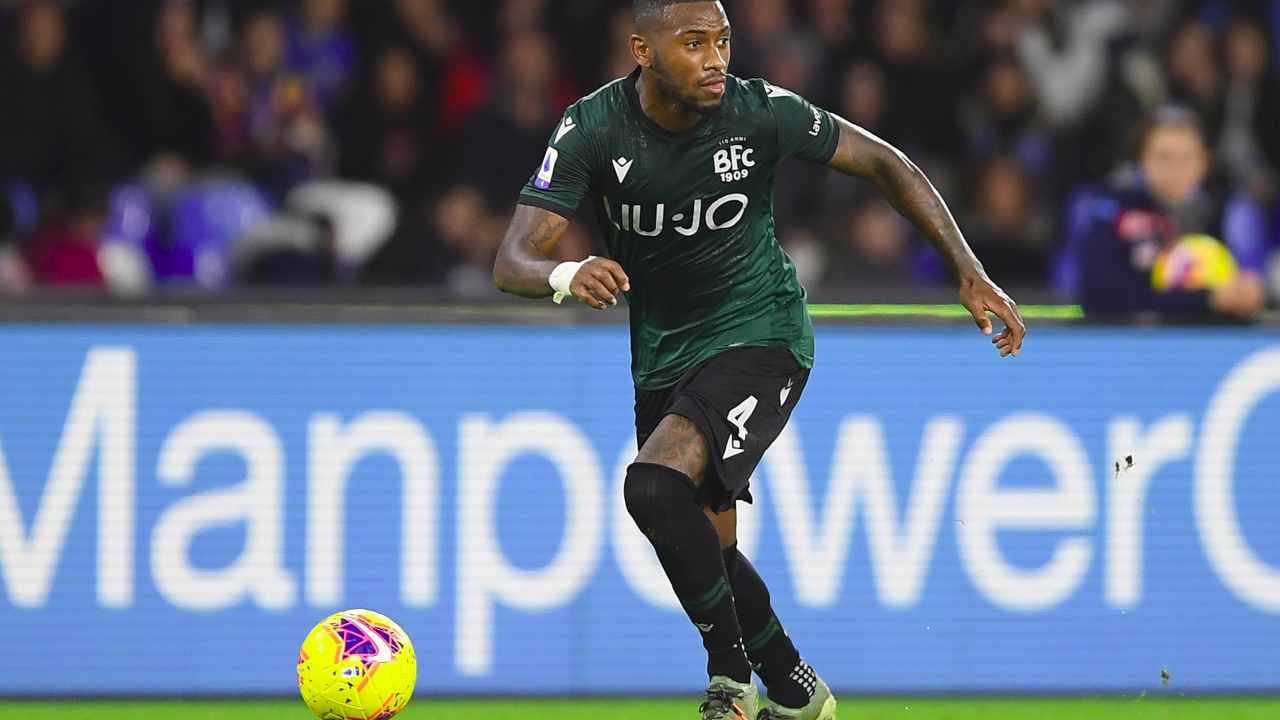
left=723, top=395, right=758, bottom=460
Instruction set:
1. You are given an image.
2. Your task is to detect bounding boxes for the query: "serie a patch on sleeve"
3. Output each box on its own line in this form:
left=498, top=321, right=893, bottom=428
left=535, top=147, right=559, bottom=189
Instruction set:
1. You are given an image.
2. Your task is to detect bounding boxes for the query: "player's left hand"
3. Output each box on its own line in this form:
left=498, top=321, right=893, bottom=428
left=958, top=275, right=1026, bottom=358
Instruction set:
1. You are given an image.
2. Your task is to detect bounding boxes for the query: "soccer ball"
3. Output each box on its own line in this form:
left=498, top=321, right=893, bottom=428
left=1151, top=234, right=1239, bottom=292
left=297, top=609, right=417, bottom=720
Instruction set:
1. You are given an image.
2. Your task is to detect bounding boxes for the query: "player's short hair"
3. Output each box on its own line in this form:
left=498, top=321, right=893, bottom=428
left=633, top=0, right=712, bottom=30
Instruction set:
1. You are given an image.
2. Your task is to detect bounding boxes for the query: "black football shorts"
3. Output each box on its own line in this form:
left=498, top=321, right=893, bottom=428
left=634, top=345, right=810, bottom=512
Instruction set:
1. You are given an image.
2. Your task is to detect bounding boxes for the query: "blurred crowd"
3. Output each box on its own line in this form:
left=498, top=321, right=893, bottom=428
left=0, top=0, right=1278, bottom=310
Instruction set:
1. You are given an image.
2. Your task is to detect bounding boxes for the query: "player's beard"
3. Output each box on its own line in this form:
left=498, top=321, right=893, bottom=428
left=650, top=53, right=723, bottom=117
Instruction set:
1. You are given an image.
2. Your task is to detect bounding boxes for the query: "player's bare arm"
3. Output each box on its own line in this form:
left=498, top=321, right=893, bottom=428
left=826, top=118, right=1028, bottom=357
left=493, top=204, right=631, bottom=309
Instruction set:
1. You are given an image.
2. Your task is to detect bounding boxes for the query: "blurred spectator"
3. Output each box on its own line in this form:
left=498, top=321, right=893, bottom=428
left=389, top=0, right=488, bottom=129
left=765, top=28, right=826, bottom=230
left=1015, top=0, right=1148, bottom=187
left=1078, top=107, right=1267, bottom=320
left=1165, top=19, right=1224, bottom=142
left=761, top=33, right=822, bottom=100
left=138, top=0, right=218, bottom=171
left=457, top=30, right=576, bottom=211
left=498, top=0, right=550, bottom=35
left=949, top=0, right=1021, bottom=66
left=872, top=0, right=958, bottom=159
left=338, top=46, right=440, bottom=201
left=150, top=179, right=272, bottom=289
left=287, top=0, right=356, bottom=114
left=435, top=186, right=502, bottom=298
left=218, top=9, right=332, bottom=199
left=840, top=62, right=889, bottom=140
left=0, top=0, right=1274, bottom=303
left=733, top=0, right=794, bottom=81
left=963, top=154, right=1052, bottom=285
left=959, top=54, right=1051, bottom=179
left=1219, top=18, right=1280, bottom=194
left=815, top=61, right=888, bottom=225
left=822, top=197, right=917, bottom=287
left=23, top=184, right=108, bottom=289
left=0, top=0, right=118, bottom=208
left=360, top=204, right=446, bottom=287
left=806, top=0, right=858, bottom=57
left=967, top=57, right=1039, bottom=152
left=236, top=212, right=338, bottom=286
left=1015, top=0, right=1131, bottom=130
left=361, top=185, right=497, bottom=293
left=1127, top=0, right=1185, bottom=44
left=803, top=0, right=858, bottom=108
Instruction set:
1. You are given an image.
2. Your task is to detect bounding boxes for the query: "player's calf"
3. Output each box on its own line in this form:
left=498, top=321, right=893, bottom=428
left=725, top=545, right=820, bottom=710
left=623, top=462, right=753, bottom=683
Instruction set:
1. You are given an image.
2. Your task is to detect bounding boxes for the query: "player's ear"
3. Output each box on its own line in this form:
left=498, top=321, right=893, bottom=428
left=631, top=34, right=653, bottom=69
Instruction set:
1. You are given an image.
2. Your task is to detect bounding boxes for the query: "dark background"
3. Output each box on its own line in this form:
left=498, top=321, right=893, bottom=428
left=0, top=0, right=1276, bottom=304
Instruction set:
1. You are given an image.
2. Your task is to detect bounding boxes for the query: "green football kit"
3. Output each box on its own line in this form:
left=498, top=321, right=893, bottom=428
left=519, top=68, right=839, bottom=392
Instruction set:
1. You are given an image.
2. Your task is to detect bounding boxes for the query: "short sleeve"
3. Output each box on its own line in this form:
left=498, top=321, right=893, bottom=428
left=517, top=110, right=596, bottom=217
left=765, top=82, right=839, bottom=164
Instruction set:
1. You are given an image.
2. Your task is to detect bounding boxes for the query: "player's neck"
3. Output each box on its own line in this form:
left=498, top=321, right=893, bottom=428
left=636, top=69, right=706, bottom=135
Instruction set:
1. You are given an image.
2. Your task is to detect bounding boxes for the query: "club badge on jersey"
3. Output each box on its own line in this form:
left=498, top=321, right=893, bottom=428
left=713, top=143, right=755, bottom=183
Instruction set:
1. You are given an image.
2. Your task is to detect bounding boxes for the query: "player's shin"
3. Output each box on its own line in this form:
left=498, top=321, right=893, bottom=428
left=623, top=463, right=753, bottom=683
left=724, top=545, right=817, bottom=710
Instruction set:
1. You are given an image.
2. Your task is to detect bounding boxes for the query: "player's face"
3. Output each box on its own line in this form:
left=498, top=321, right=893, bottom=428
left=641, top=2, right=732, bottom=114
left=1141, top=125, right=1209, bottom=208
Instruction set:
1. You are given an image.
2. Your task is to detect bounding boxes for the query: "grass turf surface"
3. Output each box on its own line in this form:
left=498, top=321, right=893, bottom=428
left=8, top=698, right=1277, bottom=719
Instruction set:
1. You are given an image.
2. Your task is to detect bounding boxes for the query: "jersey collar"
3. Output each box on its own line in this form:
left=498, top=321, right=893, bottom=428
left=624, top=67, right=725, bottom=140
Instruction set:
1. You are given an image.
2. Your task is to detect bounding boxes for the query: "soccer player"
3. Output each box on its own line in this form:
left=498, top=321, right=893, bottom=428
left=493, top=2, right=1026, bottom=718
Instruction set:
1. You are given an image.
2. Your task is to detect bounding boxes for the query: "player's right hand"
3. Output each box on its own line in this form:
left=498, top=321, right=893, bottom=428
left=571, top=257, right=631, bottom=309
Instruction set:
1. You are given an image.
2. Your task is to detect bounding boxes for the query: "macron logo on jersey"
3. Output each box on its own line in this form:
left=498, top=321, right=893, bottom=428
left=554, top=116, right=577, bottom=143
left=535, top=147, right=559, bottom=189
left=613, top=157, right=634, bottom=184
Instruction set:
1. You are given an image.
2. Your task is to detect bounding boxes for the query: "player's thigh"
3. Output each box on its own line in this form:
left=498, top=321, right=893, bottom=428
left=704, top=505, right=736, bottom=550
left=635, top=412, right=710, bottom=486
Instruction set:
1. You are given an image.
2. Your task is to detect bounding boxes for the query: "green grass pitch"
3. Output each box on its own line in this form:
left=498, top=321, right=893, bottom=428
left=9, top=698, right=1278, bottom=719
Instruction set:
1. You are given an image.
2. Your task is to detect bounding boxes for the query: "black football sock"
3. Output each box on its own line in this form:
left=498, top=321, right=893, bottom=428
left=724, top=545, right=814, bottom=709
left=624, top=462, right=751, bottom=684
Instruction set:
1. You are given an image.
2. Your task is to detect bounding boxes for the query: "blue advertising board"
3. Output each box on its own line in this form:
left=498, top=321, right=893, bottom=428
left=0, top=324, right=1277, bottom=694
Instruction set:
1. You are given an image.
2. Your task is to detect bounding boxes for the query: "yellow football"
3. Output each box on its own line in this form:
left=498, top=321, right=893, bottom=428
left=1152, top=234, right=1239, bottom=291
left=297, top=610, right=417, bottom=720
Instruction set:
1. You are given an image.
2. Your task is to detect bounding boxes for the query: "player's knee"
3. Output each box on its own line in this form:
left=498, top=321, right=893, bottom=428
left=624, top=462, right=697, bottom=530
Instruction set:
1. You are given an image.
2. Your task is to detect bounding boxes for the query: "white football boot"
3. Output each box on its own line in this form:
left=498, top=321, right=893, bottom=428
left=757, top=673, right=837, bottom=720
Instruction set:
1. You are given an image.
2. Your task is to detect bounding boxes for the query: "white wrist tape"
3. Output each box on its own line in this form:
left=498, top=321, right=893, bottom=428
left=549, top=256, right=597, bottom=304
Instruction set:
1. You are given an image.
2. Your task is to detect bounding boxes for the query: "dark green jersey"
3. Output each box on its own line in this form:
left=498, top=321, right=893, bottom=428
left=519, top=68, right=839, bottom=390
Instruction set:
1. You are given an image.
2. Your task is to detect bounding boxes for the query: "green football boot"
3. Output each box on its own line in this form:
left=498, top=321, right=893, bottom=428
left=757, top=674, right=837, bottom=720
left=699, top=676, right=760, bottom=720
